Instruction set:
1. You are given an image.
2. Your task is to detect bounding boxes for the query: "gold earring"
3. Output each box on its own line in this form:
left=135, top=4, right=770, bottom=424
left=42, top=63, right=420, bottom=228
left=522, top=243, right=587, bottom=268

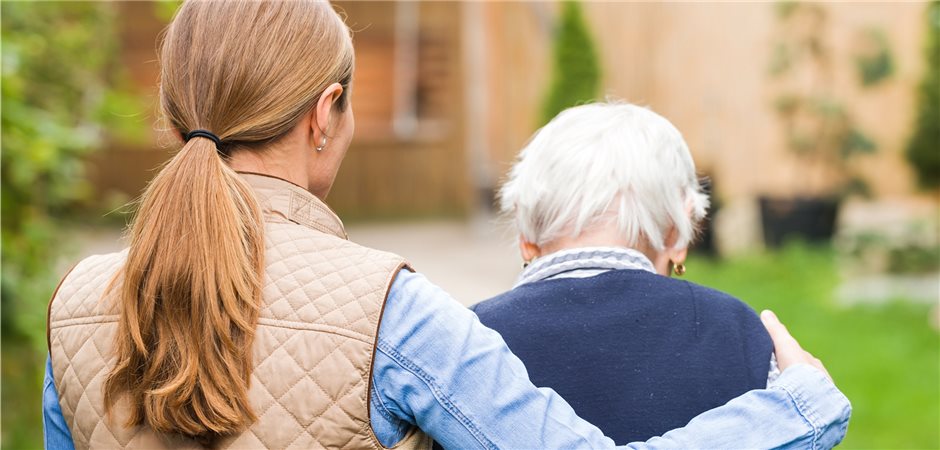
left=673, top=262, right=686, bottom=276
left=316, top=136, right=327, bottom=152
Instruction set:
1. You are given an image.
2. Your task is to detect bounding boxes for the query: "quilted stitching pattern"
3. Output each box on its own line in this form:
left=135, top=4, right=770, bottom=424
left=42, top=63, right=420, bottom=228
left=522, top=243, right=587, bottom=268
left=49, top=176, right=430, bottom=450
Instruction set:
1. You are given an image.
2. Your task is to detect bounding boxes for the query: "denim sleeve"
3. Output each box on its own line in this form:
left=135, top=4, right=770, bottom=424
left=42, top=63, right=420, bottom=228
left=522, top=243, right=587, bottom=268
left=43, top=355, right=75, bottom=450
left=637, top=364, right=851, bottom=449
left=371, top=270, right=613, bottom=449
left=371, top=270, right=851, bottom=450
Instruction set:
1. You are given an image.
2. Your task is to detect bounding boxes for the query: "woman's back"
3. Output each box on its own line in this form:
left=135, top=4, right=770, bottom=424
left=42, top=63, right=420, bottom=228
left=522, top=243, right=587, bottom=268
left=472, top=260, right=772, bottom=444
left=47, top=174, right=430, bottom=448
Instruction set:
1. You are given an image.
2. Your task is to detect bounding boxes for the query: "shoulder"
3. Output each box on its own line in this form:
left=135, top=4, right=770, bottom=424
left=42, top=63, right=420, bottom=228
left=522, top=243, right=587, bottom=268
left=56, top=249, right=128, bottom=293
left=470, top=281, right=547, bottom=320
left=264, top=221, right=407, bottom=273
left=68, top=249, right=128, bottom=278
left=607, top=270, right=765, bottom=329
left=679, top=279, right=761, bottom=321
left=470, top=289, right=510, bottom=316
left=49, top=249, right=128, bottom=324
left=676, top=280, right=771, bottom=350
left=382, top=269, right=485, bottom=350
left=388, top=270, right=464, bottom=314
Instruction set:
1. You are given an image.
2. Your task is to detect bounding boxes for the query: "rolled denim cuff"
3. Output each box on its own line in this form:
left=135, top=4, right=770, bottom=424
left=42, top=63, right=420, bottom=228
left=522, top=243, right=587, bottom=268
left=770, top=364, right=852, bottom=449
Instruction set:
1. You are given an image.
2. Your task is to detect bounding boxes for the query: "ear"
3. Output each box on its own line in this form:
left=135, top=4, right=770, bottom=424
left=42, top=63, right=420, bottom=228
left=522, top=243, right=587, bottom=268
left=661, top=226, right=688, bottom=268
left=668, top=245, right=689, bottom=266
left=519, top=237, right=542, bottom=262
left=311, top=82, right=345, bottom=143
left=664, top=201, right=695, bottom=266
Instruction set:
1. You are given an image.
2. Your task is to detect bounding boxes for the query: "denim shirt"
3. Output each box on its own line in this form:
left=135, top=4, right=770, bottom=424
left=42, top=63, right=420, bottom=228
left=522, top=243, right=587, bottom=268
left=44, top=269, right=850, bottom=449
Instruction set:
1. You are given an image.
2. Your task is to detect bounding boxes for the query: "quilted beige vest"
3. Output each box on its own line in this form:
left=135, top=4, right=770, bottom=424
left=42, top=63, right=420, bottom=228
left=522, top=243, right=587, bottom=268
left=48, top=173, right=432, bottom=450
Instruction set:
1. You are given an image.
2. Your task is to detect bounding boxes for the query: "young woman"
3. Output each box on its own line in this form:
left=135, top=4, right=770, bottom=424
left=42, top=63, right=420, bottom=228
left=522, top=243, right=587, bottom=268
left=43, top=1, right=849, bottom=449
left=474, top=102, right=777, bottom=443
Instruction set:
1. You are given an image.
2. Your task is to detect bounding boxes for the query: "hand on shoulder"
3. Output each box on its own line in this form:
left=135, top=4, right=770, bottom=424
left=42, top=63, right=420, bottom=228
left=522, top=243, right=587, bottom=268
left=760, top=310, right=832, bottom=381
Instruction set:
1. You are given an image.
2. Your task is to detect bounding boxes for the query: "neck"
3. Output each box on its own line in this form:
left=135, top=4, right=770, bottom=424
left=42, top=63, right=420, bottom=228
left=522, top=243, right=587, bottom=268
left=540, top=228, right=670, bottom=276
left=228, top=147, right=309, bottom=190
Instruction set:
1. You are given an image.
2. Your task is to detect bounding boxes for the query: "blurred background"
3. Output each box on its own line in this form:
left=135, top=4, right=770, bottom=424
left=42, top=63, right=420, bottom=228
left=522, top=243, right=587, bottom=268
left=2, top=1, right=938, bottom=448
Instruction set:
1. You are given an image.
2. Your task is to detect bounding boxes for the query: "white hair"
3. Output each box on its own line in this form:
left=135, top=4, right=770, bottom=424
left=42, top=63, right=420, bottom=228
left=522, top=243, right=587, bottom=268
left=499, top=101, right=709, bottom=252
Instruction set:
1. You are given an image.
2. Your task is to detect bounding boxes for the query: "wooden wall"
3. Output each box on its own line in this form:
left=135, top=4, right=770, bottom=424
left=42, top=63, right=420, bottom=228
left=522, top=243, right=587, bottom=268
left=329, top=1, right=469, bottom=219
left=90, top=1, right=471, bottom=220
left=481, top=2, right=931, bottom=203
left=88, top=1, right=930, bottom=223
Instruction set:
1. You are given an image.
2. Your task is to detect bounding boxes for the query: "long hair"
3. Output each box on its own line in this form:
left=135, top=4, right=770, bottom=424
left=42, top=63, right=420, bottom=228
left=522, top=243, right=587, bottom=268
left=103, top=0, right=354, bottom=442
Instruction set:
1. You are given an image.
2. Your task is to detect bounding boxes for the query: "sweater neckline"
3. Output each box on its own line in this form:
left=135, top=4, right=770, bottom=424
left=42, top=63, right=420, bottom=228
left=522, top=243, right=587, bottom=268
left=515, top=246, right=656, bottom=288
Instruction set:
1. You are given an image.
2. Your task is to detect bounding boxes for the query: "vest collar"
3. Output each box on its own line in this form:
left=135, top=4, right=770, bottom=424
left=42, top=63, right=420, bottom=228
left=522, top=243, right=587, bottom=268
left=238, top=172, right=348, bottom=240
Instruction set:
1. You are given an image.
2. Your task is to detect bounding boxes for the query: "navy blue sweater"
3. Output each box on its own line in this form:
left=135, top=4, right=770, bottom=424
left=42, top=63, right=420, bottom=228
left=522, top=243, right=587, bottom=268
left=471, top=269, right=773, bottom=444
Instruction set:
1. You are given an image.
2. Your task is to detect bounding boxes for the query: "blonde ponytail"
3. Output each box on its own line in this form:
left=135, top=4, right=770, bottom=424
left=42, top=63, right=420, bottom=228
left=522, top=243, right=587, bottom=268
left=105, top=136, right=264, bottom=439
left=103, top=0, right=354, bottom=442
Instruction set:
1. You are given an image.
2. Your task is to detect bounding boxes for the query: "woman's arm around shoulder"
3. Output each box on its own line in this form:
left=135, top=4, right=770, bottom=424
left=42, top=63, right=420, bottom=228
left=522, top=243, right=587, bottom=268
left=372, top=269, right=851, bottom=449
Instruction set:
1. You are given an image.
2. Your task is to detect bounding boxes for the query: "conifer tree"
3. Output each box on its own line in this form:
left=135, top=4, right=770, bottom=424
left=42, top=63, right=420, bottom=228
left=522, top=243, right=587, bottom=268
left=541, top=1, right=601, bottom=125
left=907, top=1, right=940, bottom=188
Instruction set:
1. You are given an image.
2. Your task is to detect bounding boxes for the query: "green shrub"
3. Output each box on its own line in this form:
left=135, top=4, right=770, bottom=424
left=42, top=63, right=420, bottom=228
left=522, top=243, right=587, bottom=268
left=1, top=3, right=143, bottom=448
left=540, top=1, right=601, bottom=125
left=906, top=1, right=940, bottom=189
left=0, top=1, right=143, bottom=345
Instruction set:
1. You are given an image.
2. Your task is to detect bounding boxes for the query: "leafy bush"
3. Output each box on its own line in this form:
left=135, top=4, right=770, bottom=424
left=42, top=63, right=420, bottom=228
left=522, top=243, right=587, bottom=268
left=1, top=1, right=143, bottom=345
left=855, top=28, right=895, bottom=87
left=1, top=3, right=143, bottom=448
left=540, top=1, right=601, bottom=125
left=906, top=1, right=940, bottom=189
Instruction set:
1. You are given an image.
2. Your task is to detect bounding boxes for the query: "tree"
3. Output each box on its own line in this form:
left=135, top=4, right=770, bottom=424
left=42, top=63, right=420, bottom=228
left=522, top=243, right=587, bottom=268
left=540, top=1, right=601, bottom=125
left=906, top=1, right=940, bottom=189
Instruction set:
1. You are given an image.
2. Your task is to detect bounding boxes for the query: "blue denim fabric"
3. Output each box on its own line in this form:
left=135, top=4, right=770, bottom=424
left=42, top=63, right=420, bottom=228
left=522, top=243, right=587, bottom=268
left=369, top=270, right=851, bottom=449
left=43, top=269, right=850, bottom=449
left=43, top=357, right=74, bottom=450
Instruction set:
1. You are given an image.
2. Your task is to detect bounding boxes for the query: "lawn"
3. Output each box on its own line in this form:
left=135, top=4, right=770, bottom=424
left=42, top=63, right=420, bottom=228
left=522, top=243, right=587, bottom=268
left=686, top=245, right=940, bottom=449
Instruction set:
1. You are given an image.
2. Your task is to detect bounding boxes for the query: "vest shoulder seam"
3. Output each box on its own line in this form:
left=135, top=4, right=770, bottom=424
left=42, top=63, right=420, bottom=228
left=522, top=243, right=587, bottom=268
left=50, top=315, right=119, bottom=328
left=257, top=317, right=373, bottom=344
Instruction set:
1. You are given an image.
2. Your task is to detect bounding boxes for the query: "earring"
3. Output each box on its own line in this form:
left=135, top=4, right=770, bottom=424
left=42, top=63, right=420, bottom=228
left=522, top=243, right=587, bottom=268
left=522, top=259, right=532, bottom=269
left=316, top=136, right=327, bottom=152
left=672, top=262, right=686, bottom=277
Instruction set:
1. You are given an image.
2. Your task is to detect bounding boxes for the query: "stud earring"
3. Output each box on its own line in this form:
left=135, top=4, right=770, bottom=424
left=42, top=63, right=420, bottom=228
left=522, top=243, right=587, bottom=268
left=672, top=262, right=686, bottom=277
left=316, top=136, right=327, bottom=152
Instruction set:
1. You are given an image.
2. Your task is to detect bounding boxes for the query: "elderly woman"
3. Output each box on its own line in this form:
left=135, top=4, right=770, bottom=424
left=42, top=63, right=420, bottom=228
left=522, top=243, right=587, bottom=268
left=473, top=102, right=776, bottom=444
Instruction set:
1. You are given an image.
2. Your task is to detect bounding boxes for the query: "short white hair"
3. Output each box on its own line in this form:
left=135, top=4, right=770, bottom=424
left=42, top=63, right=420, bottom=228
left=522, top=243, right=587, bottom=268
left=499, top=101, right=709, bottom=251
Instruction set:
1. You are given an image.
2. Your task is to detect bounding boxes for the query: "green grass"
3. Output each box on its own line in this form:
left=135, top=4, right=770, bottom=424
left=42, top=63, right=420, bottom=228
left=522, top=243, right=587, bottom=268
left=687, top=244, right=940, bottom=449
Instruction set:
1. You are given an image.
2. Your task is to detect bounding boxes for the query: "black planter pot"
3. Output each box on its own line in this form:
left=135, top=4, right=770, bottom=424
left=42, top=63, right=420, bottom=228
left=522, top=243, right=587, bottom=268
left=759, top=196, right=840, bottom=248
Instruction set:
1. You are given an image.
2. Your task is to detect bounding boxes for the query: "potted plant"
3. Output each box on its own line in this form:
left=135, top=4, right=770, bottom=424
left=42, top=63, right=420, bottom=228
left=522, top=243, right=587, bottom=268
left=761, top=2, right=891, bottom=248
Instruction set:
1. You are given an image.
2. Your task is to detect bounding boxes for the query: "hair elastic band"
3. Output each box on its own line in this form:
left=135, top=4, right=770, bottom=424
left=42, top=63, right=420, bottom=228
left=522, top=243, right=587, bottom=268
left=184, top=129, right=222, bottom=149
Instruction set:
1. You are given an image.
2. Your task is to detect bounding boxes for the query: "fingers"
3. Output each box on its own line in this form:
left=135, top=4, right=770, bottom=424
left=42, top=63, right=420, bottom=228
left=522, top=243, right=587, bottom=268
left=760, top=310, right=799, bottom=354
left=760, top=310, right=833, bottom=382
left=806, top=351, right=831, bottom=381
left=761, top=310, right=799, bottom=371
